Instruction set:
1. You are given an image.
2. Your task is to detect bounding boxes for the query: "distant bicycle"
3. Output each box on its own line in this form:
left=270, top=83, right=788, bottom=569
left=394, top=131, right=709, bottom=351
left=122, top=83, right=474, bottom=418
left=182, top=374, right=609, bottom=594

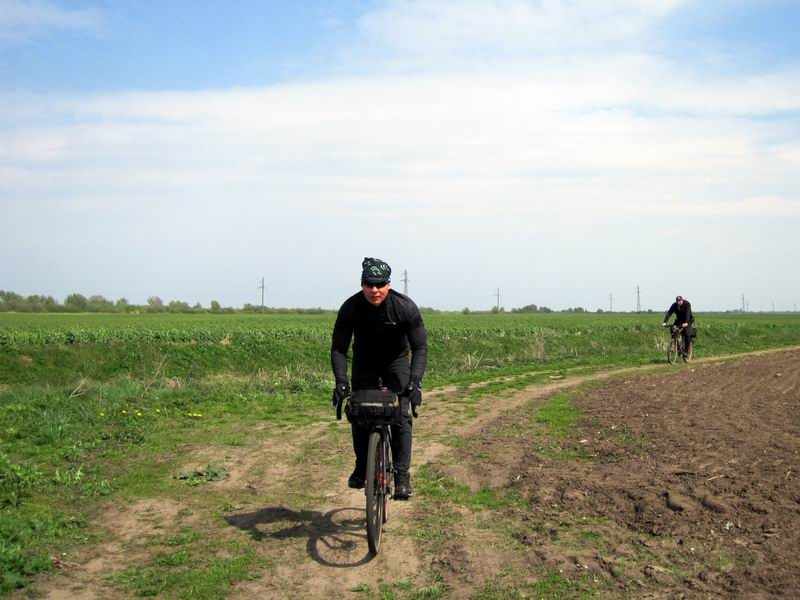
left=663, top=323, right=692, bottom=364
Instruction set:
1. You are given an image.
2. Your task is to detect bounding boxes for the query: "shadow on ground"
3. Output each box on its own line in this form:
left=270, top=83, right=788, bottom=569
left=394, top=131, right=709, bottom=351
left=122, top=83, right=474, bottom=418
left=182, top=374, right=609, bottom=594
left=225, top=506, right=374, bottom=567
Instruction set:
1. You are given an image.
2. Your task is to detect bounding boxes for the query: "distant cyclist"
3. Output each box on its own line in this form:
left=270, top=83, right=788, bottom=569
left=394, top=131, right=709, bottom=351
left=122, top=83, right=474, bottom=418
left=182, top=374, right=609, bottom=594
left=331, top=257, right=428, bottom=500
left=662, top=295, right=694, bottom=355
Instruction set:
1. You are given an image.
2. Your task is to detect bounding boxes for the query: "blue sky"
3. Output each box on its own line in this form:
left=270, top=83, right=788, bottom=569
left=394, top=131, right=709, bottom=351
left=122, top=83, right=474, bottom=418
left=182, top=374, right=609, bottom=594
left=1, top=0, right=799, bottom=311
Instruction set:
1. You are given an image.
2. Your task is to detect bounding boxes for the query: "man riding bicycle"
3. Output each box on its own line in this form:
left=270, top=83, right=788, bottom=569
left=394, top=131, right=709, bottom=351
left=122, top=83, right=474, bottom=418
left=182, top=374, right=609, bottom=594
left=331, top=257, right=428, bottom=500
left=662, top=295, right=694, bottom=355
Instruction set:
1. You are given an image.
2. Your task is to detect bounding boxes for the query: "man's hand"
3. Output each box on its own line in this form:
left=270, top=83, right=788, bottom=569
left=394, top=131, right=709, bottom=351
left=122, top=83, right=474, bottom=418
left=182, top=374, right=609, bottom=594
left=661, top=322, right=667, bottom=327
left=332, top=382, right=350, bottom=408
left=682, top=322, right=688, bottom=328
left=403, top=380, right=422, bottom=417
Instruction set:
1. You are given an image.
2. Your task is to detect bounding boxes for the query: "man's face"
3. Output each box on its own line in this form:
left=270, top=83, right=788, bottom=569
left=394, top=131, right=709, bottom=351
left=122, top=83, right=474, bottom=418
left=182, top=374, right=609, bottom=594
left=676, top=299, right=684, bottom=307
left=362, top=281, right=390, bottom=306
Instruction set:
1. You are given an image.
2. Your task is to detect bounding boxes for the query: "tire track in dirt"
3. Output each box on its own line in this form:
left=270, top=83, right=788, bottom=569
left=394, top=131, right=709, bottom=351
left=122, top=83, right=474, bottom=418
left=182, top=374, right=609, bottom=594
left=18, top=345, right=799, bottom=599
left=227, top=348, right=800, bottom=597
left=426, top=348, right=800, bottom=597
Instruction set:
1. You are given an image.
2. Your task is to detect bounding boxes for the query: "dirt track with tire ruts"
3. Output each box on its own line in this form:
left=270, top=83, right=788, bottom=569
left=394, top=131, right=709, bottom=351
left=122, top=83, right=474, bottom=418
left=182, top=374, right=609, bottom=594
left=18, top=348, right=800, bottom=599
left=446, top=349, right=800, bottom=597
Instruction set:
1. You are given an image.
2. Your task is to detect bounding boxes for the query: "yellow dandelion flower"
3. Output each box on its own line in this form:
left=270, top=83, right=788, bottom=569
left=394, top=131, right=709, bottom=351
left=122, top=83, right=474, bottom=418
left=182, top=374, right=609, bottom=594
left=122, top=410, right=127, bottom=415
left=99, top=411, right=105, bottom=417
left=135, top=411, right=143, bottom=417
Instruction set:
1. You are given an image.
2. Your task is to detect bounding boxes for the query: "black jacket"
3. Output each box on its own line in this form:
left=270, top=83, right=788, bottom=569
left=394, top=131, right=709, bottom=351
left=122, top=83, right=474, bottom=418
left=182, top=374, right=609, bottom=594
left=331, top=289, right=427, bottom=387
left=663, top=300, right=694, bottom=325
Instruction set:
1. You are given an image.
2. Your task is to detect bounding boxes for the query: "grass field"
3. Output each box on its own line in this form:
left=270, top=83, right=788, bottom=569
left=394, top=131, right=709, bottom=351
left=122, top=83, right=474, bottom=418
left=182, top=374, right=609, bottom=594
left=1, top=311, right=799, bottom=596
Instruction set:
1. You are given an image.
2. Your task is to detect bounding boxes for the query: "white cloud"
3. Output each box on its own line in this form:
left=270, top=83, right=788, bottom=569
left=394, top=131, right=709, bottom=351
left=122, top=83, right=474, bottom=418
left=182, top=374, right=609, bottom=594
left=774, top=142, right=800, bottom=164
left=657, top=196, right=800, bottom=218
left=356, top=0, right=688, bottom=58
left=0, top=0, right=102, bottom=43
left=1, top=0, right=799, bottom=308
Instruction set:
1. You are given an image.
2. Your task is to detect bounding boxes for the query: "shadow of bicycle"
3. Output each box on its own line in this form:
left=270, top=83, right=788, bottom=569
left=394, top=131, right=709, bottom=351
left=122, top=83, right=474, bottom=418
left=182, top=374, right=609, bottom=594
left=224, top=506, right=374, bottom=567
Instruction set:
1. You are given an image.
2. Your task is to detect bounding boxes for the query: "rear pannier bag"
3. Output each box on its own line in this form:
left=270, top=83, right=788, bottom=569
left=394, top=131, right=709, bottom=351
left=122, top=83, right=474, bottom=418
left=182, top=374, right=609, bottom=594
left=345, top=389, right=401, bottom=427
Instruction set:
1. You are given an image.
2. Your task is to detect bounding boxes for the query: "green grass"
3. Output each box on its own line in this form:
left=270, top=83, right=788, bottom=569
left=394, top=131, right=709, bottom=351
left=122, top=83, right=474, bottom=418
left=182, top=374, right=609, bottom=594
left=1, top=311, right=800, bottom=596
left=109, top=543, right=259, bottom=599
left=416, top=464, right=523, bottom=511
left=474, top=571, right=602, bottom=599
left=533, top=390, right=582, bottom=437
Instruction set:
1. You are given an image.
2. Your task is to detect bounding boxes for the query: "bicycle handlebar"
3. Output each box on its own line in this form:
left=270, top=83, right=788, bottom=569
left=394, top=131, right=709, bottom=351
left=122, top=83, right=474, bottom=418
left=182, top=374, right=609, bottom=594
left=339, top=389, right=419, bottom=419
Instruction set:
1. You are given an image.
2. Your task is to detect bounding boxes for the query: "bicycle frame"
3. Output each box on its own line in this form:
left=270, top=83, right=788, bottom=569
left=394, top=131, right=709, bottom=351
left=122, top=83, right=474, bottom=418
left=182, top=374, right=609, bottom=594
left=666, top=324, right=691, bottom=364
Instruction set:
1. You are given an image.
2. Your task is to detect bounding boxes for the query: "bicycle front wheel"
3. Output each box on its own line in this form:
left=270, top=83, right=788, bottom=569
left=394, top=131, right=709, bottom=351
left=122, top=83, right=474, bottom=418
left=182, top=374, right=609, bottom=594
left=667, top=338, right=678, bottom=364
left=365, top=430, right=384, bottom=555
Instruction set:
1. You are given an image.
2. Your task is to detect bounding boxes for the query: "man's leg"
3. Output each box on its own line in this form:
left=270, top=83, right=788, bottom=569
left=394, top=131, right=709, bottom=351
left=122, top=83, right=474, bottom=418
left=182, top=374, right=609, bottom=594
left=390, top=398, right=413, bottom=498
left=349, top=422, right=370, bottom=489
left=683, top=325, right=693, bottom=355
left=382, top=358, right=413, bottom=499
left=390, top=396, right=413, bottom=470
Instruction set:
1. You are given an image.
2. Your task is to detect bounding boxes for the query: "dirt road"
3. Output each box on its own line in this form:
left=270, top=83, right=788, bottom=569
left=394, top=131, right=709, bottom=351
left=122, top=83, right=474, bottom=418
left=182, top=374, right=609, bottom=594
left=22, top=348, right=800, bottom=599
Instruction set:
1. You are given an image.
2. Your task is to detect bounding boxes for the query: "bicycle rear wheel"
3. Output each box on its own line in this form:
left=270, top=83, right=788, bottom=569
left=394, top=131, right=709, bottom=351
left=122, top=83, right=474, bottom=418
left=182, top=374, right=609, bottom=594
left=682, top=340, right=693, bottom=362
left=365, top=430, right=384, bottom=555
left=667, top=338, right=678, bottom=364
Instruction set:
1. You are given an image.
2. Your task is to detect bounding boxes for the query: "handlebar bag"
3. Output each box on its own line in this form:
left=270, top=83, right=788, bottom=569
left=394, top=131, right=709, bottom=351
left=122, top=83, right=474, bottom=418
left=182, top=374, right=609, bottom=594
left=345, top=389, right=401, bottom=427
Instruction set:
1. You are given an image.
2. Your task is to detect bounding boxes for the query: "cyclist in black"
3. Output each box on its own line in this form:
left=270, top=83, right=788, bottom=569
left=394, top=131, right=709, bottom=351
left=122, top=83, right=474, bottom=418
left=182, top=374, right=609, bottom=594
left=331, top=257, right=428, bottom=500
left=662, top=295, right=694, bottom=355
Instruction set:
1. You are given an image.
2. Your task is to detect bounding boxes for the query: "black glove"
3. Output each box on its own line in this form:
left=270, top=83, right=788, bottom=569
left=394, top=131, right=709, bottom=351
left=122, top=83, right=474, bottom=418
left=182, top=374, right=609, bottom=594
left=332, top=382, right=350, bottom=408
left=403, top=380, right=422, bottom=417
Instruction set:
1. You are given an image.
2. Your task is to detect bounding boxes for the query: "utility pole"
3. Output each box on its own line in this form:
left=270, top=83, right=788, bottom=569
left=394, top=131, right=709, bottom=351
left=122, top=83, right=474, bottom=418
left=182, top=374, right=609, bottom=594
left=772, top=301, right=775, bottom=313
left=609, top=292, right=613, bottom=313
left=741, top=294, right=746, bottom=312
left=494, top=288, right=501, bottom=312
left=401, top=270, right=409, bottom=296
left=746, top=300, right=750, bottom=312
left=258, top=277, right=265, bottom=312
left=635, top=285, right=641, bottom=313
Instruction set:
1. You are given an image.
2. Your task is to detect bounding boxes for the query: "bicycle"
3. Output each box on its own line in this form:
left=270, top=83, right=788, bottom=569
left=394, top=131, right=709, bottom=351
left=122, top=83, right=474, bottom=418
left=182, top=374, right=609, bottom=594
left=364, top=409, right=393, bottom=555
left=339, top=388, right=403, bottom=556
left=663, top=323, right=692, bottom=364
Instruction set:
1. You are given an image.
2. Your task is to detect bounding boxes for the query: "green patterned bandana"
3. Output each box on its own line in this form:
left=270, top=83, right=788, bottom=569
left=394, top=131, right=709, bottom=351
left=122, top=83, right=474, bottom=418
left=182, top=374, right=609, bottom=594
left=361, top=257, right=391, bottom=284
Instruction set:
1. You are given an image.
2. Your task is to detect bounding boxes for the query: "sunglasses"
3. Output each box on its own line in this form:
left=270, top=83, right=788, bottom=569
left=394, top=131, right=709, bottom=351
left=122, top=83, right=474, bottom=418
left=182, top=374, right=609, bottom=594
left=362, top=281, right=389, bottom=289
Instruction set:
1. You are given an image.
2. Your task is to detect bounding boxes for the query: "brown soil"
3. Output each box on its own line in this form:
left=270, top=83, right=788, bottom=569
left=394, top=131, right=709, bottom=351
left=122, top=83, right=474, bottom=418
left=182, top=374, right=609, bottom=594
left=437, top=350, right=800, bottom=598
left=18, top=348, right=800, bottom=599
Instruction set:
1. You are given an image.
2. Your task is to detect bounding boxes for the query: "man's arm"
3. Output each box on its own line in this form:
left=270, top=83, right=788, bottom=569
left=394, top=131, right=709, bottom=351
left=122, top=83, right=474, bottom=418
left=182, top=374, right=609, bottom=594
left=406, top=311, right=428, bottom=384
left=663, top=303, right=676, bottom=324
left=331, top=303, right=354, bottom=385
